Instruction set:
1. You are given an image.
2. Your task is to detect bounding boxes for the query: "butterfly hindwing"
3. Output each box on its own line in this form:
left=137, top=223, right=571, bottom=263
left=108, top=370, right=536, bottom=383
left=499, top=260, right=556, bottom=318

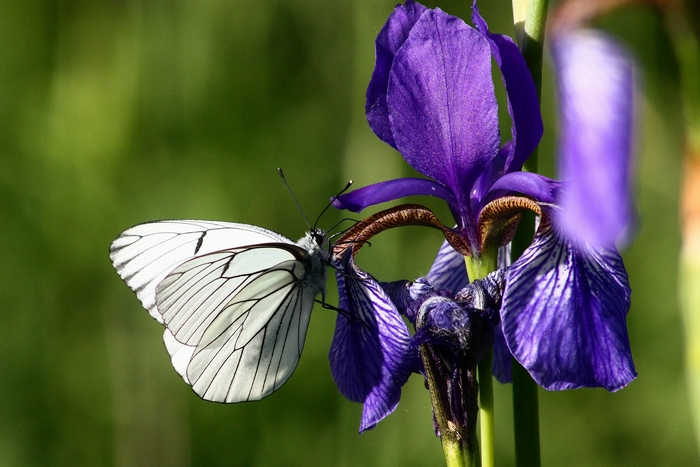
left=186, top=268, right=316, bottom=402
left=155, top=245, right=305, bottom=342
left=163, top=328, right=195, bottom=383
left=155, top=244, right=318, bottom=402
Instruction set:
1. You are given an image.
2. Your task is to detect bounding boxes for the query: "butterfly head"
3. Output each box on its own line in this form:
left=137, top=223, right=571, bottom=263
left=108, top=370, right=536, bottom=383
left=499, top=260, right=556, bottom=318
left=298, top=228, right=330, bottom=260
left=311, top=228, right=329, bottom=249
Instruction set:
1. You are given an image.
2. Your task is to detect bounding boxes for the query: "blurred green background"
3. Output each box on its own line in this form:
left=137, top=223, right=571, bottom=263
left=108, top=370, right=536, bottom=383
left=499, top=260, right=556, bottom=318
left=0, top=0, right=695, bottom=465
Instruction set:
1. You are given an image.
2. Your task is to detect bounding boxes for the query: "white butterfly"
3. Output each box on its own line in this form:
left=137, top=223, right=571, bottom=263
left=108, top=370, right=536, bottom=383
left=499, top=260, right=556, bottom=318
left=110, top=220, right=330, bottom=403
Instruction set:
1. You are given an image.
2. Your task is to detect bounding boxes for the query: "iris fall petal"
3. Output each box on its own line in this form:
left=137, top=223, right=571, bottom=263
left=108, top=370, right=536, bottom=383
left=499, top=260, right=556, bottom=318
left=491, top=323, right=512, bottom=383
left=501, top=209, right=636, bottom=391
left=330, top=253, right=413, bottom=431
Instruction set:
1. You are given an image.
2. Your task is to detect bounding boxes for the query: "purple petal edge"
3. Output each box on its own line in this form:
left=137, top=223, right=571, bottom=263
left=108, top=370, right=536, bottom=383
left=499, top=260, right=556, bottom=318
left=366, top=0, right=428, bottom=148
left=485, top=171, right=561, bottom=204
left=332, top=177, right=457, bottom=213
left=492, top=323, right=512, bottom=383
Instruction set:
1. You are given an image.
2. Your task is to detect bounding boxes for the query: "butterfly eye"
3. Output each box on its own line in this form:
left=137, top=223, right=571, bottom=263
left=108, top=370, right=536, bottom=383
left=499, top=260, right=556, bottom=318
left=312, top=231, right=325, bottom=247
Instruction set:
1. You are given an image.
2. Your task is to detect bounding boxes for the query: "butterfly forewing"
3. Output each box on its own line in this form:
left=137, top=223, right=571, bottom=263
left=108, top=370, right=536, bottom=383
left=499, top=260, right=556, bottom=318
left=110, top=220, right=291, bottom=323
left=220, top=261, right=308, bottom=346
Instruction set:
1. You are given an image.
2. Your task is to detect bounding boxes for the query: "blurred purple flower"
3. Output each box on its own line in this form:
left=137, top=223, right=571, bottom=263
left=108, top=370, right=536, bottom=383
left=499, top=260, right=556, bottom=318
left=554, top=29, right=637, bottom=249
left=328, top=1, right=638, bottom=430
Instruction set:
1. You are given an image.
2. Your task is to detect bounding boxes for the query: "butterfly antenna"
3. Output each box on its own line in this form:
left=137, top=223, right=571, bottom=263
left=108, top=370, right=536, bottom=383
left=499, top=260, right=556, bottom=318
left=278, top=168, right=311, bottom=230
left=313, top=179, right=353, bottom=230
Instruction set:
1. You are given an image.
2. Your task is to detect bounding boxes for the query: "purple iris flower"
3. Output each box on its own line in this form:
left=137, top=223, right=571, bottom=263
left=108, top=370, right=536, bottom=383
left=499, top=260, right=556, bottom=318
left=334, top=0, right=553, bottom=253
left=328, top=0, right=638, bottom=430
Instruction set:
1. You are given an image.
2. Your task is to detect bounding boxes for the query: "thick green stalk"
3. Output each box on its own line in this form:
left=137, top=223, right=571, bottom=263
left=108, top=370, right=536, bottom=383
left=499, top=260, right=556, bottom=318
left=513, top=0, right=548, bottom=174
left=512, top=0, right=549, bottom=98
left=510, top=1, right=549, bottom=466
left=511, top=359, right=541, bottom=467
left=477, top=351, right=495, bottom=467
left=465, top=254, right=497, bottom=283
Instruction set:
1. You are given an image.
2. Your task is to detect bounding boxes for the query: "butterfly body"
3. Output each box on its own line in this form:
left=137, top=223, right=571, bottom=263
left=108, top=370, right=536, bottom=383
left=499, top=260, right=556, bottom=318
left=110, top=220, right=330, bottom=403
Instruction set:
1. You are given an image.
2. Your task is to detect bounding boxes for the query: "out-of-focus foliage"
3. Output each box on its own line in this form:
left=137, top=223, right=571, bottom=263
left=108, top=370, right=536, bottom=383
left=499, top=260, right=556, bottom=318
left=0, top=0, right=695, bottom=466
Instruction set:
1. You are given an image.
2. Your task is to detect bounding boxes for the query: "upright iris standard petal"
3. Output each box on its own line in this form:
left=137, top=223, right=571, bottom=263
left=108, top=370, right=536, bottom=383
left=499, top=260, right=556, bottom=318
left=471, top=4, right=543, bottom=172
left=553, top=30, right=636, bottom=248
left=366, top=0, right=428, bottom=148
left=330, top=253, right=413, bottom=432
left=387, top=8, right=500, bottom=214
left=500, top=208, right=636, bottom=391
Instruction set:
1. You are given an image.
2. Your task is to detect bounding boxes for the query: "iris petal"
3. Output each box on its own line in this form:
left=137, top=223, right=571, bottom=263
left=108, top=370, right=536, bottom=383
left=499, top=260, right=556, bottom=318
left=330, top=253, right=413, bottom=432
left=427, top=240, right=469, bottom=293
left=553, top=30, right=636, bottom=248
left=491, top=323, right=512, bottom=383
left=485, top=171, right=560, bottom=204
left=387, top=8, right=500, bottom=210
left=332, top=177, right=457, bottom=213
left=366, top=0, right=428, bottom=147
left=501, top=209, right=636, bottom=391
left=472, top=3, right=543, bottom=172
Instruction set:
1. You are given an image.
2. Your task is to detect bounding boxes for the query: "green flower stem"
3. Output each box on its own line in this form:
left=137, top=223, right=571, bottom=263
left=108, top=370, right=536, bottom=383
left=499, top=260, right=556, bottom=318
left=510, top=1, right=549, bottom=466
left=465, top=254, right=497, bottom=283
left=477, top=351, right=495, bottom=467
left=511, top=359, right=541, bottom=467
left=512, top=0, right=548, bottom=175
left=511, top=0, right=549, bottom=97
left=465, top=254, right=498, bottom=467
left=509, top=211, right=541, bottom=467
